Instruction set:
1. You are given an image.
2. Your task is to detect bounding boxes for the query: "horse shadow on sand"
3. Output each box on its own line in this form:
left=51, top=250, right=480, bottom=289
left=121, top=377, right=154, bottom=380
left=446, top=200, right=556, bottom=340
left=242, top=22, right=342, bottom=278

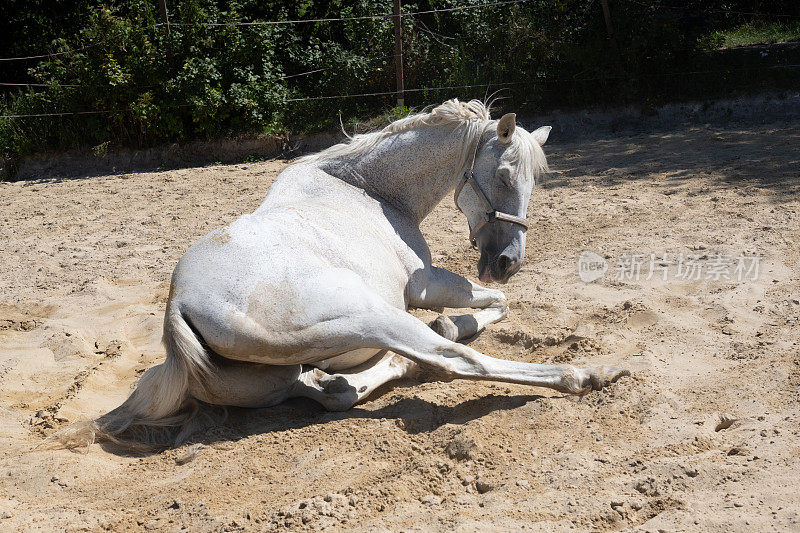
left=94, top=380, right=548, bottom=456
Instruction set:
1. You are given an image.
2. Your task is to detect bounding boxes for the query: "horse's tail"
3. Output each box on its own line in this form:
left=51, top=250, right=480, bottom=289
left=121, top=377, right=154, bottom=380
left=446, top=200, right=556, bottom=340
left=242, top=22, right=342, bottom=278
left=51, top=308, right=215, bottom=451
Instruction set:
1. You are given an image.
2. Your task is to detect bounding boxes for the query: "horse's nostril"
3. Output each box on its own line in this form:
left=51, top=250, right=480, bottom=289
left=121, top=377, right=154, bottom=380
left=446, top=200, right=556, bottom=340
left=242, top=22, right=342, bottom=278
left=498, top=254, right=512, bottom=274
left=496, top=253, right=521, bottom=280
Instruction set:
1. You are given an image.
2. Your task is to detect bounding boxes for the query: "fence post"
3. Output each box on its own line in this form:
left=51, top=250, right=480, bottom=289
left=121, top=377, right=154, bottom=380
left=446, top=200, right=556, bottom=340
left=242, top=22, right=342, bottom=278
left=159, top=0, right=170, bottom=35
left=158, top=0, right=172, bottom=60
left=393, top=0, right=405, bottom=107
left=599, top=0, right=622, bottom=73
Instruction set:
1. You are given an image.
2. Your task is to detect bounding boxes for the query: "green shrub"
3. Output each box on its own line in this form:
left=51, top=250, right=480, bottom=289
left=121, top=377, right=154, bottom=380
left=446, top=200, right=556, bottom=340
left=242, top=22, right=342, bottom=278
left=1, top=0, right=798, bottom=168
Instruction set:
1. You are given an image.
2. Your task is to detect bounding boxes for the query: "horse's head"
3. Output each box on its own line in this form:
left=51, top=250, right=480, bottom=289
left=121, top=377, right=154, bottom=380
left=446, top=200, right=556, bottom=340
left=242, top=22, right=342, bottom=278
left=455, top=113, right=550, bottom=284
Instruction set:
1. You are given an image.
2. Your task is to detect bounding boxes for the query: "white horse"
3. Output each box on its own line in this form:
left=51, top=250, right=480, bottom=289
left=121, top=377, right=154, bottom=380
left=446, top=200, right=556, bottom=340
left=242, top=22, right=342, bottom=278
left=59, top=99, right=628, bottom=449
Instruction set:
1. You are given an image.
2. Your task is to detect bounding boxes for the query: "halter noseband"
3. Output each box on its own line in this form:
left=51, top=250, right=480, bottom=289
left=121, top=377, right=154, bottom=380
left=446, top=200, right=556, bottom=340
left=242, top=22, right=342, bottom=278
left=453, top=133, right=530, bottom=247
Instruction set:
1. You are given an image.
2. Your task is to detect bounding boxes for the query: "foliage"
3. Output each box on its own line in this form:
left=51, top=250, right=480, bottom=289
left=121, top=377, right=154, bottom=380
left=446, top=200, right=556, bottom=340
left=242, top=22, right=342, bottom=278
left=2, top=1, right=289, bottom=155
left=1, top=0, right=799, bottom=167
left=708, top=20, right=800, bottom=48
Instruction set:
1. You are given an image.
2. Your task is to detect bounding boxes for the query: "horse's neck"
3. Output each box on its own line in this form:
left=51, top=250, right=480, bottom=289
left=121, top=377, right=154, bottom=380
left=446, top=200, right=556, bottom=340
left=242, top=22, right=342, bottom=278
left=319, top=127, right=472, bottom=223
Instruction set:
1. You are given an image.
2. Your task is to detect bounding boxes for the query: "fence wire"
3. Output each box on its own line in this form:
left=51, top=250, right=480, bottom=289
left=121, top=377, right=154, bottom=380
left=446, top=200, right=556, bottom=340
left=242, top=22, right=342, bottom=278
left=1, top=1, right=799, bottom=119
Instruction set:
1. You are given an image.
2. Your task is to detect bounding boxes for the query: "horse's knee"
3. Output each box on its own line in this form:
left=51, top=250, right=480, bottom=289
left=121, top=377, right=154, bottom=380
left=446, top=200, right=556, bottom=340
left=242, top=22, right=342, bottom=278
left=429, top=314, right=459, bottom=341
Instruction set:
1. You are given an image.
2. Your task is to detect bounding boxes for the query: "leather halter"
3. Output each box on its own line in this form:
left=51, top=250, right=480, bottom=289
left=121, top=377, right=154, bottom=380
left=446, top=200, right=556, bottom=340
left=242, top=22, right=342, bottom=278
left=453, top=134, right=530, bottom=247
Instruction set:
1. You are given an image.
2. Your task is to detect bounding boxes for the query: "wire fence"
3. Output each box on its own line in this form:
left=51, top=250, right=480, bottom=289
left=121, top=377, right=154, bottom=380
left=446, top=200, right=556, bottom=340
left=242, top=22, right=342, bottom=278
left=3, top=62, right=798, bottom=117
left=285, top=82, right=525, bottom=102
left=164, top=0, right=536, bottom=27
left=0, top=82, right=83, bottom=87
left=5, top=57, right=799, bottom=118
left=1, top=1, right=799, bottom=119
left=631, top=1, right=799, bottom=18
left=0, top=24, right=160, bottom=62
left=0, top=0, right=536, bottom=63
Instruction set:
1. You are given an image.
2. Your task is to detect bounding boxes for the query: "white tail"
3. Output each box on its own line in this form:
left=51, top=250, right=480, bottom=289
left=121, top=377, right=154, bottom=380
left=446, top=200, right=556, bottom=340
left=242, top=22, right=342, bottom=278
left=52, top=309, right=214, bottom=451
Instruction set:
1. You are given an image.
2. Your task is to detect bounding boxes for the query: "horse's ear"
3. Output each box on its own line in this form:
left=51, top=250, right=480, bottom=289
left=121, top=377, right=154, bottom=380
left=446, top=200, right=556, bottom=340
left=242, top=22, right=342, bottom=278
left=496, top=113, right=516, bottom=144
left=532, top=125, right=551, bottom=146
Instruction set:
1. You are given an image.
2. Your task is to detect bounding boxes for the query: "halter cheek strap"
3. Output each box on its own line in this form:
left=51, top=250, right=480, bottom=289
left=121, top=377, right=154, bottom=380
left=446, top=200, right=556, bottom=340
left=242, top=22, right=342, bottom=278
left=454, top=173, right=530, bottom=246
left=453, top=131, right=530, bottom=247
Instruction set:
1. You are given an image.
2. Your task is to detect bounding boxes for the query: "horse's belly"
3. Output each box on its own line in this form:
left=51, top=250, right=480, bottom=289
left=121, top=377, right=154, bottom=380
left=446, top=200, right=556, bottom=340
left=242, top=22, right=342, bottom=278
left=314, top=348, right=383, bottom=372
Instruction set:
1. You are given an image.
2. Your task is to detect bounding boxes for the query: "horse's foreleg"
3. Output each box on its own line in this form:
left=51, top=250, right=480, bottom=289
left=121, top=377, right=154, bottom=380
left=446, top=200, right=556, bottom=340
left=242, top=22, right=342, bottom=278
left=410, top=266, right=507, bottom=309
left=289, top=353, right=418, bottom=411
left=428, top=307, right=507, bottom=342
left=409, top=266, right=508, bottom=342
left=364, top=307, right=629, bottom=394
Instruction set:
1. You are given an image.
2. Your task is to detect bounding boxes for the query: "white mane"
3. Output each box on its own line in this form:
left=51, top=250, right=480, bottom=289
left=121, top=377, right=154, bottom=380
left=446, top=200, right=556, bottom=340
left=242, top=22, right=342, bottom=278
left=297, top=98, right=547, bottom=181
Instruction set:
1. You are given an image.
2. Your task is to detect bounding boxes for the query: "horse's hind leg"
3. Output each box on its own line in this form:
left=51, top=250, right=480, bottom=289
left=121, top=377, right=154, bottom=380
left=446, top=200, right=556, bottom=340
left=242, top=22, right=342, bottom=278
left=188, top=356, right=302, bottom=408
left=359, top=305, right=629, bottom=394
left=187, top=353, right=415, bottom=412
left=288, top=353, right=419, bottom=411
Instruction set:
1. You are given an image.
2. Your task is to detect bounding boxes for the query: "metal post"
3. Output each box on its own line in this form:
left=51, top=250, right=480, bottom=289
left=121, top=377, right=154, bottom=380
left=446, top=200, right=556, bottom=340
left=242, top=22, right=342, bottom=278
left=393, top=0, right=404, bottom=107
left=159, top=0, right=171, bottom=36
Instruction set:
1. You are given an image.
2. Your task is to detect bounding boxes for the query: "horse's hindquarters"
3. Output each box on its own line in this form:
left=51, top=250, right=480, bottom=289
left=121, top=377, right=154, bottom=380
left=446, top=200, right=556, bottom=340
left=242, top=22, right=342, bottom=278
left=167, top=210, right=409, bottom=369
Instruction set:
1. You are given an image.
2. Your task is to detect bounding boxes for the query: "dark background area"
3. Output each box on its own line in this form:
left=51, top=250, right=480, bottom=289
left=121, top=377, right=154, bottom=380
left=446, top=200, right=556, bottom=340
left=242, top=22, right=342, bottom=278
left=1, top=0, right=798, bottom=166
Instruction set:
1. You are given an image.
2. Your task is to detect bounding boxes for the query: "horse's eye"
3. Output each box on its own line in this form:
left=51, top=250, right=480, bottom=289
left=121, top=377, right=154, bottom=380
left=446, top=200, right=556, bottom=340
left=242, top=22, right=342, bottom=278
left=495, top=167, right=512, bottom=187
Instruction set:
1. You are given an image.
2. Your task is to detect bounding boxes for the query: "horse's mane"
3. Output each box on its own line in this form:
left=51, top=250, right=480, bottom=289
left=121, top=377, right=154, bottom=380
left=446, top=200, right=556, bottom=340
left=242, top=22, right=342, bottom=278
left=297, top=98, right=547, bottom=182
left=296, top=99, right=490, bottom=165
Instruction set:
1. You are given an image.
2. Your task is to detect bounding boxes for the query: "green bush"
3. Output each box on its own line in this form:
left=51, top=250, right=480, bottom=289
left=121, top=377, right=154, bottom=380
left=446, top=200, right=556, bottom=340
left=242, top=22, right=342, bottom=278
left=2, top=1, right=289, bottom=155
left=709, top=19, right=800, bottom=48
left=1, top=0, right=798, bottom=168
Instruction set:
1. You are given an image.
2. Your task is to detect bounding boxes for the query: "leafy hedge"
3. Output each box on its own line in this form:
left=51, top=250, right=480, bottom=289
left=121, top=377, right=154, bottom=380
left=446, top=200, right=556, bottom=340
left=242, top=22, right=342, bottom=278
left=1, top=0, right=798, bottom=165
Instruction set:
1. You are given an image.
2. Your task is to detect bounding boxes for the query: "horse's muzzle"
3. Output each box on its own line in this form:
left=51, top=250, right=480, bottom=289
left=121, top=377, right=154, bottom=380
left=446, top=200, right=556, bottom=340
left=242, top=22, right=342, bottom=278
left=478, top=250, right=522, bottom=284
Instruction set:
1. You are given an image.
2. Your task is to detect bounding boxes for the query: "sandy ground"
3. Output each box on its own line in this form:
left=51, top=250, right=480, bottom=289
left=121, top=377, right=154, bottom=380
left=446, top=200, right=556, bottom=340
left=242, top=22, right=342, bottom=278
left=1, top=118, right=799, bottom=532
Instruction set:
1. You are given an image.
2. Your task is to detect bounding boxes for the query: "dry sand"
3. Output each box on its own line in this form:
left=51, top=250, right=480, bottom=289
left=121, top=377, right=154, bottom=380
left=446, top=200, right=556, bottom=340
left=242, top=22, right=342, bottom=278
left=1, top=119, right=799, bottom=531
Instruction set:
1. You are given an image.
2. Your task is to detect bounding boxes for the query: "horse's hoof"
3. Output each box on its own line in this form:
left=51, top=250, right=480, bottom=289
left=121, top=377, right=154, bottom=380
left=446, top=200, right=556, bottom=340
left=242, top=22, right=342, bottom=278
left=320, top=392, right=357, bottom=412
left=319, top=374, right=354, bottom=394
left=589, top=366, right=631, bottom=390
left=429, top=314, right=458, bottom=341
